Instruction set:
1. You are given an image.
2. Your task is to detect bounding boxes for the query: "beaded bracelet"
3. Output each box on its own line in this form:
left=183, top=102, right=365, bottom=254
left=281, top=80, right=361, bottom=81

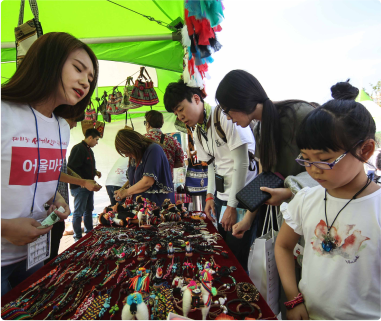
left=226, top=298, right=254, bottom=317
left=236, top=301, right=262, bottom=319
left=237, top=282, right=259, bottom=302
left=284, top=293, right=304, bottom=309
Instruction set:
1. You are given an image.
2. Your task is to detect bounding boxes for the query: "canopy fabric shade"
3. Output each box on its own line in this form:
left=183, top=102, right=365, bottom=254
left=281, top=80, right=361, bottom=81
left=1, top=0, right=184, bottom=119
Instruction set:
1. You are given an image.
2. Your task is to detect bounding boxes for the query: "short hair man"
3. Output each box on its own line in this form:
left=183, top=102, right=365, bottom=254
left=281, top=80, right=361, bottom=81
left=144, top=110, right=184, bottom=178
left=45, top=115, right=102, bottom=262
left=68, top=128, right=102, bottom=242
left=164, top=80, right=257, bottom=272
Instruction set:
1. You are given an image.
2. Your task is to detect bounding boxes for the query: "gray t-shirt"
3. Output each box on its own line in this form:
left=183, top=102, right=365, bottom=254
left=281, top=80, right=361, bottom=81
left=253, top=102, right=314, bottom=178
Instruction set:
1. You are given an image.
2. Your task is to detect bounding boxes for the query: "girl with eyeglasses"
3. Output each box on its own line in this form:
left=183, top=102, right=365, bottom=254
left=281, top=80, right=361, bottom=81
left=274, top=97, right=380, bottom=319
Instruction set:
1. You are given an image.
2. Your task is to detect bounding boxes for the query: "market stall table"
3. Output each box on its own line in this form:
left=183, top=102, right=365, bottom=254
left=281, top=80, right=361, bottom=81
left=1, top=217, right=277, bottom=320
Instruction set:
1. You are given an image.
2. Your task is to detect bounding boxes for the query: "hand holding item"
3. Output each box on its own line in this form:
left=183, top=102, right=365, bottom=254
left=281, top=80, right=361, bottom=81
left=1, top=218, right=53, bottom=246
left=220, top=206, right=237, bottom=232
left=96, top=170, right=102, bottom=178
left=114, top=188, right=131, bottom=201
left=83, top=179, right=102, bottom=192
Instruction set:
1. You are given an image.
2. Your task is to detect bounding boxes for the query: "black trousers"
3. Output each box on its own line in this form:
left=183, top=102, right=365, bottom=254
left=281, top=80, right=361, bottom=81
left=214, top=197, right=258, bottom=272
left=44, top=221, right=65, bottom=265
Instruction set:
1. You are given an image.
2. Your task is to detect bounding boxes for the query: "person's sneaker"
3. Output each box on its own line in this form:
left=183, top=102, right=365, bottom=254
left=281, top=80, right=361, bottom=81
left=73, top=237, right=81, bottom=242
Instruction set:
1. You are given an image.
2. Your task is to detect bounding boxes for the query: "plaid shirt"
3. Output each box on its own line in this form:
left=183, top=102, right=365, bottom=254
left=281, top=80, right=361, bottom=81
left=145, top=128, right=184, bottom=177
left=57, top=158, right=69, bottom=204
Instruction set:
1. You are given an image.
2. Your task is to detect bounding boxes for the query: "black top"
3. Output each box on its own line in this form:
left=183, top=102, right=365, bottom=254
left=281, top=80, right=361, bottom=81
left=68, top=141, right=97, bottom=189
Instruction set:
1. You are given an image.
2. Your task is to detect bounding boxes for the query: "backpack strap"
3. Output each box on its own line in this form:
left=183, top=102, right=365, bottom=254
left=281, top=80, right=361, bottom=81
left=160, top=133, right=165, bottom=145
left=214, top=106, right=227, bottom=144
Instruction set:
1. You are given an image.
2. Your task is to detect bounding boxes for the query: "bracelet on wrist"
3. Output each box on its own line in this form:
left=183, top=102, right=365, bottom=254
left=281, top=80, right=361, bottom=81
left=284, top=293, right=304, bottom=309
left=206, top=197, right=214, bottom=202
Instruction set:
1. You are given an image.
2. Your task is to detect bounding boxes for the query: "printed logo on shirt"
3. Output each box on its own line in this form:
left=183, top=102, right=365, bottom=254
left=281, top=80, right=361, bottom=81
left=9, top=147, right=66, bottom=186
left=215, top=138, right=226, bottom=148
left=311, top=219, right=370, bottom=263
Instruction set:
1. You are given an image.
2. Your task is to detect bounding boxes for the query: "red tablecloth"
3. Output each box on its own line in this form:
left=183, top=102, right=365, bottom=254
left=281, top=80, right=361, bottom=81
left=1, top=218, right=277, bottom=320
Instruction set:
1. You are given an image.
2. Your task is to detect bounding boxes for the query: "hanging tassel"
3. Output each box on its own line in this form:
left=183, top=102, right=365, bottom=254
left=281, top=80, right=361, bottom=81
left=181, top=25, right=192, bottom=47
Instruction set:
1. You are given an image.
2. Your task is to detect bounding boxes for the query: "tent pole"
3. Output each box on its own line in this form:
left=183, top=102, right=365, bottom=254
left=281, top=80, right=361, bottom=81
left=1, top=33, right=180, bottom=49
left=125, top=110, right=169, bottom=114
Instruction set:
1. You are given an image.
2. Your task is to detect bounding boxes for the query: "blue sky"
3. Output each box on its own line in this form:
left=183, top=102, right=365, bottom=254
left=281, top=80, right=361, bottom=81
left=205, top=0, right=381, bottom=105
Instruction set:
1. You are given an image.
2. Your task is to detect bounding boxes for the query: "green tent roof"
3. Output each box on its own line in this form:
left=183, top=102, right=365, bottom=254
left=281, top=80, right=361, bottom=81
left=1, top=0, right=185, bottom=120
left=356, top=89, right=373, bottom=102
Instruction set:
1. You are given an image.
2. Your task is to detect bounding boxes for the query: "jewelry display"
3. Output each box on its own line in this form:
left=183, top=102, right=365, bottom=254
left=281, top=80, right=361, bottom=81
left=1, top=195, right=275, bottom=320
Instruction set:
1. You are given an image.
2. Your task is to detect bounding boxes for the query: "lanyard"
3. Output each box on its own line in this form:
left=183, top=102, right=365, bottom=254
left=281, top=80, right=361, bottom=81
left=29, top=106, right=63, bottom=216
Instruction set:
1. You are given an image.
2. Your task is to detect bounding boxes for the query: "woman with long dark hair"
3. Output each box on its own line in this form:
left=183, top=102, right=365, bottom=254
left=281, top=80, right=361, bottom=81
left=215, top=70, right=315, bottom=238
left=1, top=32, right=98, bottom=294
left=113, top=128, right=175, bottom=206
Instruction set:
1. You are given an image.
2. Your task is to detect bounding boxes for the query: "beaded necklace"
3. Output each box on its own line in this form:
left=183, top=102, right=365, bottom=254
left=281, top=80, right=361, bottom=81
left=70, top=286, right=97, bottom=320
left=21, top=266, right=59, bottom=293
left=100, top=263, right=120, bottom=287
left=80, top=286, right=115, bottom=320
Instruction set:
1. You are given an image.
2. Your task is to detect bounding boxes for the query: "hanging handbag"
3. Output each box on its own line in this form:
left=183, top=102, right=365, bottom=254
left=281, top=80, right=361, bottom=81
left=84, top=101, right=97, bottom=121
left=129, top=67, right=159, bottom=106
left=80, top=120, right=94, bottom=136
left=120, top=76, right=143, bottom=110
left=80, top=120, right=105, bottom=138
left=97, top=91, right=111, bottom=123
left=106, top=87, right=125, bottom=115
left=94, top=121, right=105, bottom=138
left=15, top=0, right=43, bottom=67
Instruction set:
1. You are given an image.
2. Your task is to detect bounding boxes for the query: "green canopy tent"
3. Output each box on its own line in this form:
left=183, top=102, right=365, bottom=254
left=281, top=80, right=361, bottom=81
left=356, top=89, right=381, bottom=140
left=1, top=0, right=185, bottom=120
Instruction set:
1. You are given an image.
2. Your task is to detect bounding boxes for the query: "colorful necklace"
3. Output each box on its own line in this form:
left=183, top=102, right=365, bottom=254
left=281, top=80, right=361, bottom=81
left=322, top=176, right=371, bottom=252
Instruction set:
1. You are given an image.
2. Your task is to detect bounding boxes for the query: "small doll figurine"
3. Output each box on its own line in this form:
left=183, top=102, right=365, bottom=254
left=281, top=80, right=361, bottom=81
left=121, top=292, right=149, bottom=320
left=98, top=209, right=132, bottom=227
left=176, top=200, right=189, bottom=217
left=150, top=244, right=161, bottom=262
left=185, top=241, right=193, bottom=257
left=152, top=267, right=164, bottom=288
left=165, top=204, right=181, bottom=222
left=182, top=280, right=212, bottom=320
left=137, top=209, right=144, bottom=227
left=136, top=244, right=147, bottom=262
left=162, top=198, right=171, bottom=210
left=167, top=242, right=174, bottom=258
left=150, top=206, right=162, bottom=225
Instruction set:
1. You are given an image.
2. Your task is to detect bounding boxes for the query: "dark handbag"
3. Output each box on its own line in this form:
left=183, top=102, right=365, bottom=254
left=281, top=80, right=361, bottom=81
left=129, top=67, right=159, bottom=106
left=15, top=0, right=43, bottom=67
left=96, top=91, right=111, bottom=123
left=236, top=172, right=284, bottom=212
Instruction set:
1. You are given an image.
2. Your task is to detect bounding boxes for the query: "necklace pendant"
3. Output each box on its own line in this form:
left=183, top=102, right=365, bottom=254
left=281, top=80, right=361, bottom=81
left=322, top=235, right=336, bottom=252
left=321, top=240, right=333, bottom=252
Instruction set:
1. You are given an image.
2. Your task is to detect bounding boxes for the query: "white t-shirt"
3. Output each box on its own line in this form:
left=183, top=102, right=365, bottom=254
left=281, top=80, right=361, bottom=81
left=105, top=156, right=129, bottom=187
left=1, top=101, right=70, bottom=266
left=194, top=105, right=256, bottom=201
left=281, top=185, right=381, bottom=320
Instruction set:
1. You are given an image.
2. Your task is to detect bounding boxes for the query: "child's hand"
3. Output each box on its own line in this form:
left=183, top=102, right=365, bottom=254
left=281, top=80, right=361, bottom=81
left=286, top=304, right=309, bottom=320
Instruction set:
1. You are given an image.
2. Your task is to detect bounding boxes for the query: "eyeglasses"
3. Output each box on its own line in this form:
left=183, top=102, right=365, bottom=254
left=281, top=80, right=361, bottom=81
left=295, top=152, right=347, bottom=170
left=144, top=120, right=147, bottom=126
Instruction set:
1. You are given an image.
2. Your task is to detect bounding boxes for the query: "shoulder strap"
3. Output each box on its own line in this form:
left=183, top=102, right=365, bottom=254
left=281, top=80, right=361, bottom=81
left=160, top=134, right=165, bottom=145
left=213, top=106, right=227, bottom=144
left=196, top=126, right=203, bottom=150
